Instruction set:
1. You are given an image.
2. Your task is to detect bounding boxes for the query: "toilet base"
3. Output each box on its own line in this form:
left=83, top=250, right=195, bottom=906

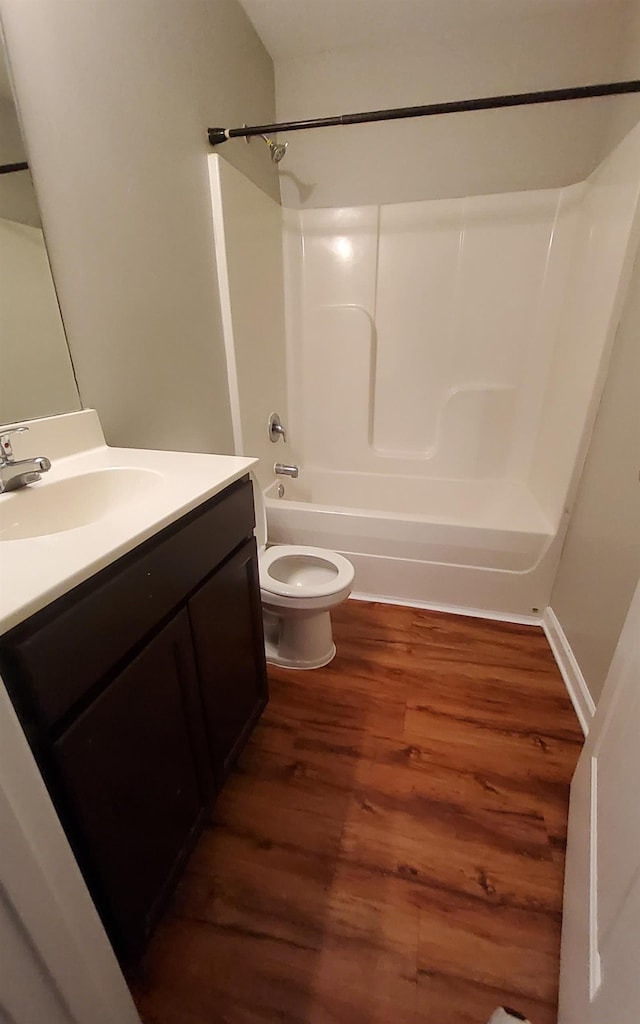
left=262, top=607, right=337, bottom=670
left=265, top=640, right=336, bottom=671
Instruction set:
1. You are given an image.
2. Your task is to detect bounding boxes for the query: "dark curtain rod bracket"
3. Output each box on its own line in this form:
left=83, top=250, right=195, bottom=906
left=0, top=161, right=29, bottom=175
left=208, top=80, right=640, bottom=147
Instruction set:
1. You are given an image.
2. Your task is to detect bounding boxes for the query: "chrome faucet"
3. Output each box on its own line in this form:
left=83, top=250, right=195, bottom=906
left=274, top=462, right=299, bottom=479
left=0, top=427, right=51, bottom=493
left=268, top=412, right=287, bottom=444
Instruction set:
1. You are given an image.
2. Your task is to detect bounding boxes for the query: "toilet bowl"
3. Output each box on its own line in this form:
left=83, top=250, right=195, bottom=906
left=253, top=479, right=354, bottom=669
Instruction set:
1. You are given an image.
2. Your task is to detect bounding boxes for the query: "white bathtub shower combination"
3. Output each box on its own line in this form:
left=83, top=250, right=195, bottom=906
left=209, top=122, right=640, bottom=618
left=264, top=472, right=556, bottom=616
left=265, top=474, right=551, bottom=572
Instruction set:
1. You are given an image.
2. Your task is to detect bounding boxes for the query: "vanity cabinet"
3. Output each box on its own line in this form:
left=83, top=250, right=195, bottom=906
left=0, top=475, right=268, bottom=962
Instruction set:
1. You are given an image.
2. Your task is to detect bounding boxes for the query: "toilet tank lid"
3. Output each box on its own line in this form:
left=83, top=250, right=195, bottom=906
left=251, top=472, right=268, bottom=550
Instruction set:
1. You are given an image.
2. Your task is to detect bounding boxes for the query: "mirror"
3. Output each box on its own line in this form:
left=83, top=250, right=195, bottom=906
left=0, top=37, right=81, bottom=426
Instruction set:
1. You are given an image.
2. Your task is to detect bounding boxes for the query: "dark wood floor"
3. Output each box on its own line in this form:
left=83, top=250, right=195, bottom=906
left=130, top=600, right=583, bottom=1024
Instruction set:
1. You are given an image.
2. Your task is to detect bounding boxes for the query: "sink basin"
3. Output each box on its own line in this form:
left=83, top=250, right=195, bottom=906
left=0, top=467, right=164, bottom=541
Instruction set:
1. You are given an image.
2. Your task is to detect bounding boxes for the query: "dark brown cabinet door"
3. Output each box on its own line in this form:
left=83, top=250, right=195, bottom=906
left=52, top=610, right=206, bottom=960
left=188, top=539, right=268, bottom=785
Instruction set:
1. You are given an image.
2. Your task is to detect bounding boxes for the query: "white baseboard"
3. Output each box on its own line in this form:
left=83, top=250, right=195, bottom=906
left=543, top=606, right=595, bottom=735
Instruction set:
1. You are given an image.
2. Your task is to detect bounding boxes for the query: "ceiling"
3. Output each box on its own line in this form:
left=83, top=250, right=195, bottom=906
left=237, top=0, right=631, bottom=63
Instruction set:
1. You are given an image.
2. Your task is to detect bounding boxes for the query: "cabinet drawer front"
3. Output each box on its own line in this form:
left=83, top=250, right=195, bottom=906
left=1, top=477, right=254, bottom=729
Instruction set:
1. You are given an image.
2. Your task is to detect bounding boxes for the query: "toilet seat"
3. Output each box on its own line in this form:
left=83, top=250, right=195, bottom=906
left=260, top=544, right=354, bottom=600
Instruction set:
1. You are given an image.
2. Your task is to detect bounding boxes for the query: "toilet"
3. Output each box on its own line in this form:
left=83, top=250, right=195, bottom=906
left=253, top=479, right=354, bottom=669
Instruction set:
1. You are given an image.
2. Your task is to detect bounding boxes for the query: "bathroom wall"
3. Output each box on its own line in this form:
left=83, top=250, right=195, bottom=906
left=208, top=155, right=290, bottom=491
left=0, top=0, right=279, bottom=453
left=599, top=0, right=640, bottom=159
left=549, top=245, right=640, bottom=705
left=273, top=2, right=635, bottom=208
left=284, top=122, right=640, bottom=530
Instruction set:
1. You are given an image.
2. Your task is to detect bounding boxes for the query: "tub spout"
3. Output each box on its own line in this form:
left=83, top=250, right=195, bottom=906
left=274, top=462, right=299, bottom=479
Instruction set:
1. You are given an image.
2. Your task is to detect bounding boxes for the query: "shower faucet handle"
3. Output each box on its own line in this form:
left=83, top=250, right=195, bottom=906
left=268, top=412, right=287, bottom=443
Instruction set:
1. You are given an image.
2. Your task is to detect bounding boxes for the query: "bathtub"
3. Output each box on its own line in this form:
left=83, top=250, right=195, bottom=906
left=264, top=470, right=561, bottom=619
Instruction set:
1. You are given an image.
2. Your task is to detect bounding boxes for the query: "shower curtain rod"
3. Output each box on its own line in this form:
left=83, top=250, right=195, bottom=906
left=207, top=79, right=640, bottom=146
left=0, top=161, right=28, bottom=175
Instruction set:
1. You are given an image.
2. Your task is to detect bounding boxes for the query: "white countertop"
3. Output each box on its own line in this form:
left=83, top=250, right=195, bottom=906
left=0, top=411, right=257, bottom=634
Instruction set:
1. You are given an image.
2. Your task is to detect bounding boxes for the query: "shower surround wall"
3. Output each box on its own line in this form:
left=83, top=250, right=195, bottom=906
left=289, top=189, right=575, bottom=485
left=270, top=124, right=640, bottom=615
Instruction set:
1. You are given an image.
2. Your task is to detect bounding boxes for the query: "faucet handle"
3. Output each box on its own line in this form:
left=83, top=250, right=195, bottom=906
left=268, top=412, right=287, bottom=444
left=0, top=426, right=28, bottom=463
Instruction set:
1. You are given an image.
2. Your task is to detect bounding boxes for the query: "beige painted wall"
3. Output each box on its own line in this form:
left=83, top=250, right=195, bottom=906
left=600, top=0, right=640, bottom=158
left=274, top=3, right=636, bottom=208
left=0, top=0, right=279, bottom=452
left=550, top=249, right=640, bottom=704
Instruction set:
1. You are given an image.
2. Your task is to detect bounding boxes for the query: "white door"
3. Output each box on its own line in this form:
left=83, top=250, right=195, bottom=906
left=0, top=680, right=140, bottom=1024
left=0, top=886, right=73, bottom=1024
left=558, top=580, right=640, bottom=1023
